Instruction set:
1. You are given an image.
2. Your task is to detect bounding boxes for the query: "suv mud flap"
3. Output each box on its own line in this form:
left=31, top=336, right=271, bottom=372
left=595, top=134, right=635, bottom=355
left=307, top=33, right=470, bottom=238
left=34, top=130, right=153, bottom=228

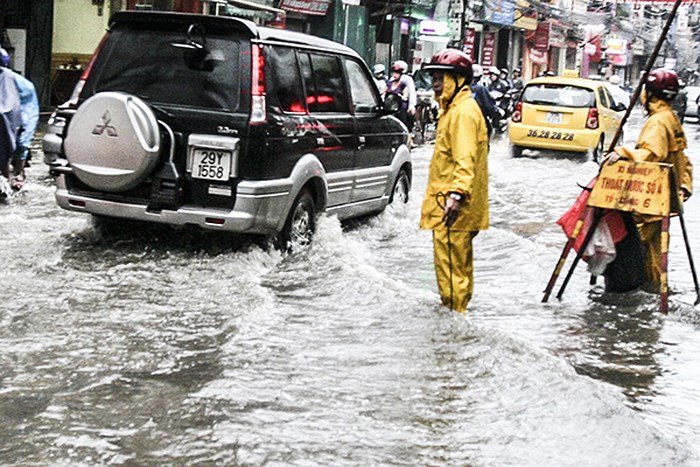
left=148, top=160, right=183, bottom=211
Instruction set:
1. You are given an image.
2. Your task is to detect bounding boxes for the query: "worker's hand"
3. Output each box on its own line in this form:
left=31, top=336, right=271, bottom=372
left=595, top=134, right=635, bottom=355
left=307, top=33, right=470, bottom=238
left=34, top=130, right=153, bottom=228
left=442, top=193, right=468, bottom=228
left=680, top=188, right=692, bottom=202
left=602, top=150, right=621, bottom=165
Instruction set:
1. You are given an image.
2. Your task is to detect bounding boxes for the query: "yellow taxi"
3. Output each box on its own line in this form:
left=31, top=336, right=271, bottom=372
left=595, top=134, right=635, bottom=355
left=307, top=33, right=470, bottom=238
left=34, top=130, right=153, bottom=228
left=509, top=76, right=626, bottom=161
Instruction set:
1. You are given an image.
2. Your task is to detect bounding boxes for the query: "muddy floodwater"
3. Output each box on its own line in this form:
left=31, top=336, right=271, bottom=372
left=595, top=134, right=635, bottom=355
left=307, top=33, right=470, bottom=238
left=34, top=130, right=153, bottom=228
left=1, top=114, right=700, bottom=465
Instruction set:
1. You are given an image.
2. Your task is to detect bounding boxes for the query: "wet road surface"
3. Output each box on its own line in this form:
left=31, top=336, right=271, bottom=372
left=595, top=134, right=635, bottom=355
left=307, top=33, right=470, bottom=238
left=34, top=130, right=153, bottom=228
left=1, top=113, right=700, bottom=465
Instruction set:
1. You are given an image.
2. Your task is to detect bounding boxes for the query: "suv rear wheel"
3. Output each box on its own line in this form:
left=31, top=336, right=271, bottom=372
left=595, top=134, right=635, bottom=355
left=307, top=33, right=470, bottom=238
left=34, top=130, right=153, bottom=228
left=275, top=190, right=316, bottom=252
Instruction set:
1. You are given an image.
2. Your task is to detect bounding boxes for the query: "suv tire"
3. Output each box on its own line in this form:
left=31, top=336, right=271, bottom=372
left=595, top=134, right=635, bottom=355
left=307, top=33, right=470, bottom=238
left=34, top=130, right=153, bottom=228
left=276, top=190, right=316, bottom=252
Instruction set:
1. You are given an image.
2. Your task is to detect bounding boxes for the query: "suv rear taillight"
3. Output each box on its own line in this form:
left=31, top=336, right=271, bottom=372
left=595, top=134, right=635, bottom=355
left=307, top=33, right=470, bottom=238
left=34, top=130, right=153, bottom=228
left=586, top=107, right=599, bottom=129
left=511, top=101, right=522, bottom=123
left=67, top=33, right=110, bottom=106
left=249, top=43, right=267, bottom=124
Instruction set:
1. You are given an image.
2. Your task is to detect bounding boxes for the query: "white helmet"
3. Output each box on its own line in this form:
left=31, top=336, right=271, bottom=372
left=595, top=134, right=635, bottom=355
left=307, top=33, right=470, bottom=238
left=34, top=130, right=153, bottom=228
left=488, top=66, right=500, bottom=75
left=391, top=60, right=408, bottom=73
left=608, top=74, right=621, bottom=85
left=472, top=63, right=483, bottom=79
left=372, top=63, right=386, bottom=76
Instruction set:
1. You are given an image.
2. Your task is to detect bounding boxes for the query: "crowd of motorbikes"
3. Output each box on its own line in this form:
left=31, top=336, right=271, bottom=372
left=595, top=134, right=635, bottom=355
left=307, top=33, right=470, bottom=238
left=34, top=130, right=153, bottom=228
left=411, top=65, right=522, bottom=144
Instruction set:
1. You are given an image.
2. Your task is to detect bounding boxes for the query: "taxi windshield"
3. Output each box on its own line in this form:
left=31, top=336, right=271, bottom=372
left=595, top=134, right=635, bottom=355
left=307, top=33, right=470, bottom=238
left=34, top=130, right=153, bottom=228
left=522, top=84, right=595, bottom=108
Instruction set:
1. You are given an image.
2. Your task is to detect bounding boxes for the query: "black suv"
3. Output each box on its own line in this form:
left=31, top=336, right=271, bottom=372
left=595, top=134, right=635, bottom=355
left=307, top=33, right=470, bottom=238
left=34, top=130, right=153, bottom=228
left=43, top=11, right=411, bottom=249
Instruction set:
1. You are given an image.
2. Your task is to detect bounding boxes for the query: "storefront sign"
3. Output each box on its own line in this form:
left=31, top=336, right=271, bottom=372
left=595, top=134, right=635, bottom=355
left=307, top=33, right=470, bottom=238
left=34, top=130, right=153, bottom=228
left=514, top=0, right=537, bottom=30
left=528, top=48, right=547, bottom=64
left=481, top=31, right=497, bottom=67
left=549, top=24, right=566, bottom=48
left=487, top=0, right=515, bottom=25
left=605, top=38, right=627, bottom=55
left=279, top=0, right=331, bottom=15
left=588, top=161, right=672, bottom=216
left=463, top=27, right=477, bottom=61
left=532, top=22, right=549, bottom=50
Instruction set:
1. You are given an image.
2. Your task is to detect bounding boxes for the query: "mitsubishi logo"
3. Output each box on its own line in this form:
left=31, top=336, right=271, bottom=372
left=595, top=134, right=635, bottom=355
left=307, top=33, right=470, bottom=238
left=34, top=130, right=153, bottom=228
left=92, top=110, right=118, bottom=137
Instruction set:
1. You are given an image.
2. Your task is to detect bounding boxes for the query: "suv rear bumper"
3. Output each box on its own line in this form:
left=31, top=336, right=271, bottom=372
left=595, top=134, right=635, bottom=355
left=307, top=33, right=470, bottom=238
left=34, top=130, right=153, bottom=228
left=55, top=174, right=292, bottom=234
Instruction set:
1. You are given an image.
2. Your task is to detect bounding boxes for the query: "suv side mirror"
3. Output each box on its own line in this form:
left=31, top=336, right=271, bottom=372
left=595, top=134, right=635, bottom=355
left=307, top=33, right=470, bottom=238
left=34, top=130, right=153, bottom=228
left=383, top=93, right=402, bottom=114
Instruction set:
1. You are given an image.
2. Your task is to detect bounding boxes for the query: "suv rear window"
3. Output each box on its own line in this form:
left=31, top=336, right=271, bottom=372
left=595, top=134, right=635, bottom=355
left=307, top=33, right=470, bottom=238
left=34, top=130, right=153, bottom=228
left=521, top=84, right=595, bottom=108
left=87, top=28, right=244, bottom=111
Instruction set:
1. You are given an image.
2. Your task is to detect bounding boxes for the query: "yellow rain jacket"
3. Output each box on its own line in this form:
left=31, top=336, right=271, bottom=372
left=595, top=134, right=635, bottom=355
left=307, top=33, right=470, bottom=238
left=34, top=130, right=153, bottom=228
left=615, top=96, right=693, bottom=290
left=419, top=74, right=489, bottom=312
left=617, top=96, right=693, bottom=196
left=419, top=76, right=489, bottom=231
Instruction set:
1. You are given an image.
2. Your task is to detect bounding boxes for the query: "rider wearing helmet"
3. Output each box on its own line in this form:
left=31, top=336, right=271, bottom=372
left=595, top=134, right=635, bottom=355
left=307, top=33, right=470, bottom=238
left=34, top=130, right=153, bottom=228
left=469, top=63, right=500, bottom=137
left=372, top=63, right=387, bottom=96
left=511, top=67, right=524, bottom=98
left=605, top=68, right=693, bottom=292
left=387, top=59, right=416, bottom=129
left=419, top=49, right=489, bottom=313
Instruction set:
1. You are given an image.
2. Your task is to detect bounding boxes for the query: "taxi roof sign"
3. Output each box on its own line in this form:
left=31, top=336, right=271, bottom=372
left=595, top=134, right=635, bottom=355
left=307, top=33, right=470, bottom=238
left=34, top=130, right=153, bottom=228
left=562, top=69, right=580, bottom=77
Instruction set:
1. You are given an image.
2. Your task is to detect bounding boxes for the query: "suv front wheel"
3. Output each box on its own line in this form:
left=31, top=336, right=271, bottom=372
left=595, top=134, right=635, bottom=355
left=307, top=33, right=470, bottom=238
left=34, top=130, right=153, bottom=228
left=275, top=190, right=316, bottom=252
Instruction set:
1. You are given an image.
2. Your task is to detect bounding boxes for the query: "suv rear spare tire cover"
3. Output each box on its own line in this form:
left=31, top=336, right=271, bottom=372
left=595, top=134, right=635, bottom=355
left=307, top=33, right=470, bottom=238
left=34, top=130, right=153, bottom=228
left=64, top=92, right=161, bottom=192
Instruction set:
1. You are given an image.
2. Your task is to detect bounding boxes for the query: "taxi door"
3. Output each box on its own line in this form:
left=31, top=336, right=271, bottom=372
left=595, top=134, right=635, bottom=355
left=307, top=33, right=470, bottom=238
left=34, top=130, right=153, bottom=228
left=597, top=86, right=623, bottom=141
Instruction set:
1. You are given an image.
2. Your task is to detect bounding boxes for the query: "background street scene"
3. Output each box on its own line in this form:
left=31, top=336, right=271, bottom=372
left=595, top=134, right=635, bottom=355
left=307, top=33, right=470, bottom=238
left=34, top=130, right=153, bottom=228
left=1, top=112, right=699, bottom=465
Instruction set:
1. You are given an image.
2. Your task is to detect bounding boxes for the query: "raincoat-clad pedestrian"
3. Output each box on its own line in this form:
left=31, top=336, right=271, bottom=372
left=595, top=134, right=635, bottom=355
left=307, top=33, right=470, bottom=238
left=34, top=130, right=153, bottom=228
left=9, top=68, right=39, bottom=189
left=605, top=68, right=693, bottom=291
left=419, top=49, right=489, bottom=313
left=0, top=47, right=22, bottom=190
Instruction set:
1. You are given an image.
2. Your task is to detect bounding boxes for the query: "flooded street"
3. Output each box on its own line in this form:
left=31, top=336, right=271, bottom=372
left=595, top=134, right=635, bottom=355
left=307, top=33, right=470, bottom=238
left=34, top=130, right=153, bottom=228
left=2, top=113, right=700, bottom=465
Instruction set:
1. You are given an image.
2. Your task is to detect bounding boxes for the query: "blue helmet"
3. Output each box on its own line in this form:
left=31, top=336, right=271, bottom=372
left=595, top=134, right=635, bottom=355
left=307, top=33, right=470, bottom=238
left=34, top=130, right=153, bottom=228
left=0, top=48, right=9, bottom=67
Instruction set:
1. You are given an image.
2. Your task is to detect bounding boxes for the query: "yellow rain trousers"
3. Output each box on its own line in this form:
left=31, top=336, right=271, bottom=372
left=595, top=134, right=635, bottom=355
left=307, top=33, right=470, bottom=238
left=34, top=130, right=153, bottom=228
left=419, top=75, right=489, bottom=312
left=616, top=96, right=693, bottom=290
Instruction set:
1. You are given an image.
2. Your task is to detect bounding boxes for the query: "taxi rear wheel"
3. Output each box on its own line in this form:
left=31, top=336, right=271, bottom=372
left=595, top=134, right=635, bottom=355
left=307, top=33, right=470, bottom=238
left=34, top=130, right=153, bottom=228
left=511, top=144, right=524, bottom=158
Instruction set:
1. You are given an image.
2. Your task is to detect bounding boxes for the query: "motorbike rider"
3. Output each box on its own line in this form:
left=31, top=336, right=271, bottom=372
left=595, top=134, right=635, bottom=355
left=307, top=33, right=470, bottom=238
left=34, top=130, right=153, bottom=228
left=511, top=67, right=525, bottom=100
left=372, top=63, right=387, bottom=97
left=604, top=68, right=693, bottom=293
left=486, top=66, right=511, bottom=128
left=387, top=60, right=417, bottom=130
left=470, top=64, right=501, bottom=138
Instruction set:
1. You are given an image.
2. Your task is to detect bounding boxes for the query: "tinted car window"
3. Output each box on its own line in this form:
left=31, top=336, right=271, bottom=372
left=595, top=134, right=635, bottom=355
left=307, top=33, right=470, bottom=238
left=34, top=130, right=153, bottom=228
left=267, top=46, right=305, bottom=114
left=299, top=53, right=349, bottom=113
left=344, top=58, right=379, bottom=113
left=522, top=84, right=595, bottom=108
left=89, top=28, right=242, bottom=111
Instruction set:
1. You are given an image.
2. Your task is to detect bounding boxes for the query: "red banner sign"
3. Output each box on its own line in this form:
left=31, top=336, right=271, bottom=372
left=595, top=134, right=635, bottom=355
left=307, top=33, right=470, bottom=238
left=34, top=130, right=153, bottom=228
left=481, top=31, right=497, bottom=67
left=463, top=28, right=476, bottom=62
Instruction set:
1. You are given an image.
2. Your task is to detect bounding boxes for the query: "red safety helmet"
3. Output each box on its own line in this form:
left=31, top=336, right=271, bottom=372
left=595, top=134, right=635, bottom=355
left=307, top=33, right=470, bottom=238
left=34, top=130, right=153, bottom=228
left=645, top=68, right=679, bottom=101
left=422, top=49, right=473, bottom=81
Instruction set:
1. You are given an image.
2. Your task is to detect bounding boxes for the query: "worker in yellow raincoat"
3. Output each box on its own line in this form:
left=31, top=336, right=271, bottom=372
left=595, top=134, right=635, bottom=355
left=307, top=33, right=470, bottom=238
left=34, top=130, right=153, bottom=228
left=419, top=49, right=489, bottom=313
left=606, top=68, right=693, bottom=291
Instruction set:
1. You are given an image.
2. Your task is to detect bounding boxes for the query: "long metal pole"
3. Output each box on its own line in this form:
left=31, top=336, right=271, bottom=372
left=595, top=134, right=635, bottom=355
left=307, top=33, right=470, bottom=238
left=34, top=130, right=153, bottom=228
left=670, top=170, right=700, bottom=306
left=604, top=0, right=686, bottom=154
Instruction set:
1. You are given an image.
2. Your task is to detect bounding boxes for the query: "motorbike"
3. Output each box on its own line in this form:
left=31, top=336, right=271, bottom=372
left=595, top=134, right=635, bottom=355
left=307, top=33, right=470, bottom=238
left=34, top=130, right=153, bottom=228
left=489, top=88, right=516, bottom=135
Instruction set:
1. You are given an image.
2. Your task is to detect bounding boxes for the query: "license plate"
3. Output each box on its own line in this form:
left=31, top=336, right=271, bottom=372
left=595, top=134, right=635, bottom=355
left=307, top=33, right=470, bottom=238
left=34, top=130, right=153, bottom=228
left=546, top=111, right=562, bottom=124
left=526, top=129, right=574, bottom=141
left=192, top=149, right=232, bottom=181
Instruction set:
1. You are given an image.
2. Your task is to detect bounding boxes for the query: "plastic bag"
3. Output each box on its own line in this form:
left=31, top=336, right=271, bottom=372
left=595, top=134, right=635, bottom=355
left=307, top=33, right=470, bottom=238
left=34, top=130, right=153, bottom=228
left=584, top=217, right=617, bottom=275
